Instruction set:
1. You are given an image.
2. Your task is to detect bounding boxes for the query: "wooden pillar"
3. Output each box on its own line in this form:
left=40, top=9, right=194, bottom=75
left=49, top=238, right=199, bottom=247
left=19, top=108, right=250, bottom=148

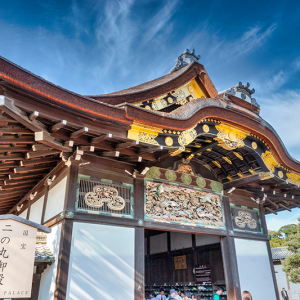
left=259, top=203, right=280, bottom=300
left=53, top=219, right=73, bottom=300
left=134, top=177, right=145, bottom=300
left=54, top=164, right=78, bottom=300
left=221, top=196, right=242, bottom=300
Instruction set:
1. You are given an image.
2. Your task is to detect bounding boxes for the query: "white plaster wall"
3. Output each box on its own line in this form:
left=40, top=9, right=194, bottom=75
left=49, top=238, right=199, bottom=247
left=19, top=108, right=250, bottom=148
left=234, top=239, right=277, bottom=300
left=18, top=209, right=27, bottom=219
left=44, top=176, right=67, bottom=222
left=150, top=233, right=168, bottom=254
left=171, top=232, right=192, bottom=251
left=66, top=222, right=135, bottom=300
left=195, top=234, right=220, bottom=247
left=274, top=264, right=300, bottom=300
left=38, top=223, right=62, bottom=300
left=29, top=196, right=44, bottom=224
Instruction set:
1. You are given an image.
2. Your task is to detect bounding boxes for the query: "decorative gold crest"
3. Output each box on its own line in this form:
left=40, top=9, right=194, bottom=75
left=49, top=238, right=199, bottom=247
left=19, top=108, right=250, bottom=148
left=278, top=171, right=284, bottom=178
left=165, top=136, right=173, bottom=146
left=202, top=124, right=210, bottom=133
left=252, top=142, right=258, bottom=150
left=214, top=123, right=249, bottom=150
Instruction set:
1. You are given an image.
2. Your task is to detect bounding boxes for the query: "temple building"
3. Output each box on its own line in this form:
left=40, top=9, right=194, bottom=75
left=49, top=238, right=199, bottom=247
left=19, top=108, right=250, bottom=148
left=0, top=50, right=299, bottom=300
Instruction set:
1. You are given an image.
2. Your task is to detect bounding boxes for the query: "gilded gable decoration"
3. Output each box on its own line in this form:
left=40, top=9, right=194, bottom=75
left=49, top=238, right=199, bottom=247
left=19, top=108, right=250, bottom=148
left=261, top=151, right=281, bottom=173
left=178, top=127, right=197, bottom=147
left=286, top=171, right=300, bottom=185
left=214, top=123, right=249, bottom=150
left=133, top=79, right=205, bottom=111
left=127, top=121, right=163, bottom=146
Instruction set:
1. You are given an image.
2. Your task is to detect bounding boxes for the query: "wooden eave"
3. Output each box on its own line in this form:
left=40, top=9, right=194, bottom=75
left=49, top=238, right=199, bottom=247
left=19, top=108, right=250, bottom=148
left=0, top=55, right=299, bottom=215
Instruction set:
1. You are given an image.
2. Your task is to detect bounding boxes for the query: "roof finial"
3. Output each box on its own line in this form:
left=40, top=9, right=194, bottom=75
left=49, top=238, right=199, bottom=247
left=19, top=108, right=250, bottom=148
left=219, top=82, right=260, bottom=108
left=169, top=49, right=201, bottom=73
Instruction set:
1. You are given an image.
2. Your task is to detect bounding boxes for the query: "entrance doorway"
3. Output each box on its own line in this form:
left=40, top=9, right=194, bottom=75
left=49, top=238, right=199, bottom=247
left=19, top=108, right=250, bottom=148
left=145, top=229, right=227, bottom=299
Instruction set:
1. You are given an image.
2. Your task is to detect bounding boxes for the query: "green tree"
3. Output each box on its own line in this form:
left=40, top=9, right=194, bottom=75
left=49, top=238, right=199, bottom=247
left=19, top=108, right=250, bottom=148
left=269, top=230, right=285, bottom=248
left=282, top=218, right=300, bottom=284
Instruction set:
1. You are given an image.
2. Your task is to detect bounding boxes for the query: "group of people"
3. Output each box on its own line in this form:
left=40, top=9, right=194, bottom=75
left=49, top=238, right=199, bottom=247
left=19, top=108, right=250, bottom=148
left=147, top=287, right=224, bottom=300
left=147, top=287, right=253, bottom=300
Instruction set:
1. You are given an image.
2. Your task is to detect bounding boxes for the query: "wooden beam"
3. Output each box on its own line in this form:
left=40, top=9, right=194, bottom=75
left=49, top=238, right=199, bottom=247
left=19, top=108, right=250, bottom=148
left=0, top=116, right=18, bottom=122
left=9, top=170, right=50, bottom=180
left=20, top=156, right=61, bottom=166
left=290, top=201, right=300, bottom=208
left=70, top=127, right=88, bottom=139
left=0, top=191, right=29, bottom=200
left=278, top=203, right=292, bottom=212
left=137, top=146, right=163, bottom=155
left=224, top=173, right=261, bottom=190
left=0, top=188, right=31, bottom=196
left=91, top=133, right=112, bottom=144
left=35, top=131, right=72, bottom=152
left=0, top=183, right=35, bottom=191
left=77, top=146, right=94, bottom=152
left=0, top=146, right=30, bottom=152
left=26, top=150, right=61, bottom=159
left=115, top=140, right=139, bottom=150
left=14, top=163, right=57, bottom=173
left=0, top=128, right=33, bottom=134
left=29, top=111, right=39, bottom=121
left=0, top=154, right=24, bottom=160
left=264, top=207, right=277, bottom=215
left=122, top=156, right=143, bottom=163
left=3, top=178, right=38, bottom=186
left=8, top=161, right=66, bottom=214
left=101, top=151, right=120, bottom=157
left=0, top=162, right=19, bottom=169
left=266, top=199, right=279, bottom=209
left=0, top=138, right=35, bottom=144
left=50, top=120, right=67, bottom=133
left=32, top=144, right=53, bottom=151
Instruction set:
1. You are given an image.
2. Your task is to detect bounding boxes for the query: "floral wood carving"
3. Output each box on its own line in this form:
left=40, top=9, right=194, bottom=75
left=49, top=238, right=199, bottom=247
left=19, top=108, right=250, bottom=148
left=145, top=181, right=224, bottom=228
left=234, top=211, right=257, bottom=229
left=84, top=186, right=126, bottom=210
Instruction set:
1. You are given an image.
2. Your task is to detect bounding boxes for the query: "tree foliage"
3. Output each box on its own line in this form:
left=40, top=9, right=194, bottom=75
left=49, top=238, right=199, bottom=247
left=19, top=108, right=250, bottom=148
left=268, top=224, right=298, bottom=248
left=282, top=218, right=300, bottom=284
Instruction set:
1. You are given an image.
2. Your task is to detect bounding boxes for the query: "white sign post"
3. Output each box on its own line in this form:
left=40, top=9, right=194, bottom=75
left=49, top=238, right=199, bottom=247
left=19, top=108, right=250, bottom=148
left=0, top=215, right=50, bottom=299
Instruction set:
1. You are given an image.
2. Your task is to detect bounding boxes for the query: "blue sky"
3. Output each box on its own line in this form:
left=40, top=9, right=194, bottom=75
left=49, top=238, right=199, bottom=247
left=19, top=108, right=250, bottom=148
left=0, top=0, right=299, bottom=230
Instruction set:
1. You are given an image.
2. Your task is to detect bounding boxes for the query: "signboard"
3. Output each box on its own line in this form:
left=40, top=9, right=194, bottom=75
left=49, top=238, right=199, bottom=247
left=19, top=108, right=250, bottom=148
left=195, top=264, right=212, bottom=285
left=0, top=219, right=37, bottom=298
left=174, top=255, right=187, bottom=270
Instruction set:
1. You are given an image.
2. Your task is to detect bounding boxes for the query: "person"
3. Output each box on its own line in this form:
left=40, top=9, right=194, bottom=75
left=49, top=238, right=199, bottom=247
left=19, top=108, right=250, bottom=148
left=148, top=292, right=156, bottom=299
left=168, top=289, right=177, bottom=300
left=281, top=288, right=289, bottom=300
left=242, top=291, right=252, bottom=300
left=156, top=288, right=166, bottom=300
left=213, top=287, right=224, bottom=300
left=174, top=291, right=183, bottom=300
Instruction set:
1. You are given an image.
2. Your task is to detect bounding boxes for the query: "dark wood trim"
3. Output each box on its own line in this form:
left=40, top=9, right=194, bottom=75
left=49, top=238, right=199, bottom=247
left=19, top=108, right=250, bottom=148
left=64, top=164, right=79, bottom=211
left=228, top=231, right=269, bottom=241
left=222, top=196, right=232, bottom=233
left=41, top=185, right=50, bottom=224
left=135, top=227, right=145, bottom=300
left=134, top=178, right=144, bottom=220
left=54, top=219, right=73, bottom=300
left=265, top=240, right=280, bottom=300
left=259, top=203, right=280, bottom=300
left=220, top=236, right=242, bottom=300
left=144, top=220, right=227, bottom=236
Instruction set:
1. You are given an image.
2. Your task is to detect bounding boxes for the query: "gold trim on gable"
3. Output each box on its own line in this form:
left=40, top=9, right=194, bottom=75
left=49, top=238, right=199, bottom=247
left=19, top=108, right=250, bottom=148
left=214, top=123, right=249, bottom=150
left=127, top=121, right=163, bottom=146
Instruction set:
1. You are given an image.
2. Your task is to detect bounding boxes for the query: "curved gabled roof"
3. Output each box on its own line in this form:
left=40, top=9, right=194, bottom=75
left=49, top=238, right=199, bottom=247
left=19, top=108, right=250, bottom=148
left=87, top=61, right=218, bottom=105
